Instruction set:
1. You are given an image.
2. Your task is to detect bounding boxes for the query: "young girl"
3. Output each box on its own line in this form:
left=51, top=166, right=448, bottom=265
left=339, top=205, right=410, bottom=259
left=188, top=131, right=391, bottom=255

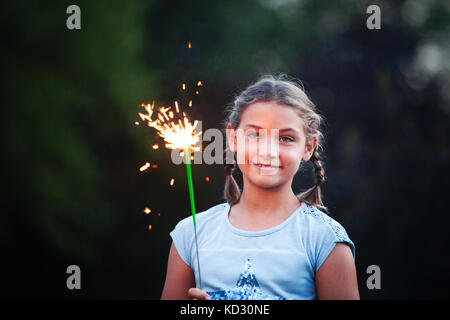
left=161, top=74, right=359, bottom=300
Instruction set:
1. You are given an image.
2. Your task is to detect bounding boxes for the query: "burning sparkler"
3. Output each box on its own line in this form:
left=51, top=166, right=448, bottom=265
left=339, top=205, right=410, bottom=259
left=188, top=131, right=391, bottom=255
left=138, top=100, right=204, bottom=289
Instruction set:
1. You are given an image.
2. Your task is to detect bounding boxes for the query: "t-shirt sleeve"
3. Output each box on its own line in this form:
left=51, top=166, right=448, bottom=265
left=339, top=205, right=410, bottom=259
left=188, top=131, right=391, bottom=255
left=314, top=219, right=356, bottom=273
left=169, top=217, right=193, bottom=268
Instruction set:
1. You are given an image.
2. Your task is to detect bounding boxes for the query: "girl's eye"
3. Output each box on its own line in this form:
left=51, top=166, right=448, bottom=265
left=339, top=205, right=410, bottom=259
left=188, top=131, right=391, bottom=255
left=280, top=136, right=294, bottom=143
left=246, top=132, right=293, bottom=142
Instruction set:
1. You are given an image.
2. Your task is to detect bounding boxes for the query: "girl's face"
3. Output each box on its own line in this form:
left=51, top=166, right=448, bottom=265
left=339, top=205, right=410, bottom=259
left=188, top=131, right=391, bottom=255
left=226, top=101, right=317, bottom=190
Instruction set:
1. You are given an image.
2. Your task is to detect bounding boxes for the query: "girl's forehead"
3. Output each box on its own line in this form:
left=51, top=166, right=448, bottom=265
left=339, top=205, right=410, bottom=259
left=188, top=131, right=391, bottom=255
left=239, top=101, right=305, bottom=133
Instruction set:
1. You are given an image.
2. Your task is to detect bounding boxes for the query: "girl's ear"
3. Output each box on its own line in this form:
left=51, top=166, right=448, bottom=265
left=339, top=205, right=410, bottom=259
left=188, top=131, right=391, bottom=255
left=226, top=123, right=237, bottom=152
left=304, top=136, right=318, bottom=160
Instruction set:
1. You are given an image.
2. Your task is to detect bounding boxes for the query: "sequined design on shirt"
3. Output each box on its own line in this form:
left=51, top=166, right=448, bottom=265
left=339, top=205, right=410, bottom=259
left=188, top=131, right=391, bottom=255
left=206, top=259, right=287, bottom=300
left=303, top=204, right=352, bottom=244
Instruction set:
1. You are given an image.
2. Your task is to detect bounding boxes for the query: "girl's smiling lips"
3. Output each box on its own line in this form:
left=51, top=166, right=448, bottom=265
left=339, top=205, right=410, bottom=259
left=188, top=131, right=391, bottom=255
left=251, top=162, right=282, bottom=168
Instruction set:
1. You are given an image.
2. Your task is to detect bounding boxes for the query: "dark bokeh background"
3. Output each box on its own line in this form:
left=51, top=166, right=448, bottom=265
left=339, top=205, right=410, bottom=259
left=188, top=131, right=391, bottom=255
left=2, top=0, right=449, bottom=299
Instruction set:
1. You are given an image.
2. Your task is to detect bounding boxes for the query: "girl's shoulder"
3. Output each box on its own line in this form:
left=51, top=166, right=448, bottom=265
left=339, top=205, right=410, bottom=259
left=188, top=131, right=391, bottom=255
left=301, top=204, right=348, bottom=238
left=299, top=203, right=355, bottom=258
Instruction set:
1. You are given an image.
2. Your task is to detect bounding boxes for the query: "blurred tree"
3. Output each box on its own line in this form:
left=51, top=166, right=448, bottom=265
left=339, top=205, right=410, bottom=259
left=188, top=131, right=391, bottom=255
left=1, top=0, right=158, bottom=297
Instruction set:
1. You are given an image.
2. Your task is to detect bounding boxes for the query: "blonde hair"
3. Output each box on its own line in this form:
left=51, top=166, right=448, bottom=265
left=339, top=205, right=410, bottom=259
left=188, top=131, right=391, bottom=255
left=222, top=74, right=328, bottom=213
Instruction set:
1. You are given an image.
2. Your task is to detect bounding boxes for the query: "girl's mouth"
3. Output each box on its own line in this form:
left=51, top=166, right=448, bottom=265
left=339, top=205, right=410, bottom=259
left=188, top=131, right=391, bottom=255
left=251, top=162, right=281, bottom=168
left=251, top=163, right=281, bottom=174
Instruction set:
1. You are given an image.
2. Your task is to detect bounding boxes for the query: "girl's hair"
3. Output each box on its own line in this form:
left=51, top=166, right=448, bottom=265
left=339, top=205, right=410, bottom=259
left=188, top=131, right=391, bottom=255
left=222, top=74, right=328, bottom=213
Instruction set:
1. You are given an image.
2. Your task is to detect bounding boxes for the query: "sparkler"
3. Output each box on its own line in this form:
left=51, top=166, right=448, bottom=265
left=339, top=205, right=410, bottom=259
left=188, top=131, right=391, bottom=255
left=138, top=100, right=204, bottom=289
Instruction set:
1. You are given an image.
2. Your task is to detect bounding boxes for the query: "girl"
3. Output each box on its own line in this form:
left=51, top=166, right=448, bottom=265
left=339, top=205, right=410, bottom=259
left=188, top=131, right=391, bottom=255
left=161, top=74, right=359, bottom=300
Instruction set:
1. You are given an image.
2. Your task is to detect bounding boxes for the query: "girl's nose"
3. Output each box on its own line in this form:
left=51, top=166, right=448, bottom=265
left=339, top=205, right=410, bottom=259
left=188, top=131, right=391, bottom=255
left=257, top=132, right=280, bottom=161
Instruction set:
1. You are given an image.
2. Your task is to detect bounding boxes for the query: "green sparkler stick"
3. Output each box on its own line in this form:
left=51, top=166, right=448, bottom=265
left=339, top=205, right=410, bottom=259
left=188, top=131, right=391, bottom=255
left=184, top=146, right=202, bottom=290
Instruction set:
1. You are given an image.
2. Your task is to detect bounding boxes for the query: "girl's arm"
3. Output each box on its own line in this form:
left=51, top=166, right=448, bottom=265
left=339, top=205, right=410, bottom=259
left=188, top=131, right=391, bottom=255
left=161, top=242, right=211, bottom=300
left=161, top=242, right=196, bottom=299
left=315, top=243, right=360, bottom=300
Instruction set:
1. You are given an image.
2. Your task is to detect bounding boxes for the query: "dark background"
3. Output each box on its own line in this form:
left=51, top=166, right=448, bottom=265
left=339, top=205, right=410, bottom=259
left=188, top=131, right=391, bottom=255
left=1, top=0, right=449, bottom=299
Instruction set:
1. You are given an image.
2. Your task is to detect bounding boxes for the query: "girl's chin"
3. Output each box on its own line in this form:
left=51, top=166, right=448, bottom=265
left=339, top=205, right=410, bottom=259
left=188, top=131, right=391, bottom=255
left=248, top=173, right=283, bottom=187
left=251, top=179, right=284, bottom=190
left=258, top=167, right=280, bottom=176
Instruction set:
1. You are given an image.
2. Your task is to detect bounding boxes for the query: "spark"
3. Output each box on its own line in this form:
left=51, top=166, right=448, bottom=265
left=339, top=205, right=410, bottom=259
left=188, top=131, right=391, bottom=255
left=140, top=162, right=151, bottom=172
left=138, top=92, right=203, bottom=289
left=138, top=101, right=201, bottom=153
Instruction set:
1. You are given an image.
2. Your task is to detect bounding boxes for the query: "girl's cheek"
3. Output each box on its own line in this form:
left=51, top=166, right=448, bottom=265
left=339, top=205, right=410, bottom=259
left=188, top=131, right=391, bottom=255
left=239, top=139, right=258, bottom=163
left=236, top=146, right=251, bottom=165
left=280, top=148, right=301, bottom=166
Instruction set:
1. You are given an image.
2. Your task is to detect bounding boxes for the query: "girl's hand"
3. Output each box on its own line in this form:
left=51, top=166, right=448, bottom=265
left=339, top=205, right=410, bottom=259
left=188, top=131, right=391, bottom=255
left=188, top=288, right=212, bottom=300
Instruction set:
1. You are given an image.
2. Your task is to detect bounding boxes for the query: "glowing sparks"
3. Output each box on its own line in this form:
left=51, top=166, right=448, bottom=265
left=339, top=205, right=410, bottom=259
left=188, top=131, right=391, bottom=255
left=152, top=144, right=159, bottom=149
left=144, top=208, right=151, bottom=214
left=135, top=121, right=140, bottom=125
left=138, top=101, right=201, bottom=154
left=152, top=164, right=158, bottom=168
left=205, top=177, right=210, bottom=182
left=140, top=162, right=151, bottom=172
left=135, top=40, right=203, bottom=287
left=160, top=106, right=171, bottom=121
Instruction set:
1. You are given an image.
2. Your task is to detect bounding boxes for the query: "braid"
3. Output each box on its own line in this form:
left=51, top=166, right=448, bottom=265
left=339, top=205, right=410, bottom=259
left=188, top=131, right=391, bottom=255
left=310, top=149, right=325, bottom=186
left=223, top=148, right=241, bottom=204
left=297, top=147, right=328, bottom=213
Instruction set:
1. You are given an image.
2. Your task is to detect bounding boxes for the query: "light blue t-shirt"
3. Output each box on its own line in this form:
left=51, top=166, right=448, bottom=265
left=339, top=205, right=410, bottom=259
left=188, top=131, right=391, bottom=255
left=169, top=201, right=355, bottom=300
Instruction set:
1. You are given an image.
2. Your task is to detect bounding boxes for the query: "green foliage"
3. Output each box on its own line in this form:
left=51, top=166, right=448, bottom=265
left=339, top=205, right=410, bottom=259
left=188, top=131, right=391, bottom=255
left=1, top=0, right=157, bottom=264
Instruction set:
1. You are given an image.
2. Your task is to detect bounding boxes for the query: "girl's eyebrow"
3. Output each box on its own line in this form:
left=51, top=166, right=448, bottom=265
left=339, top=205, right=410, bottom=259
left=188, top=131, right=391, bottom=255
left=243, top=123, right=300, bottom=134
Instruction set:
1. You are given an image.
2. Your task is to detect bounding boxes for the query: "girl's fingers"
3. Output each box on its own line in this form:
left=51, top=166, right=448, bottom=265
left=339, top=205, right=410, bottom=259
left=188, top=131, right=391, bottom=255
left=188, top=288, right=211, bottom=300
